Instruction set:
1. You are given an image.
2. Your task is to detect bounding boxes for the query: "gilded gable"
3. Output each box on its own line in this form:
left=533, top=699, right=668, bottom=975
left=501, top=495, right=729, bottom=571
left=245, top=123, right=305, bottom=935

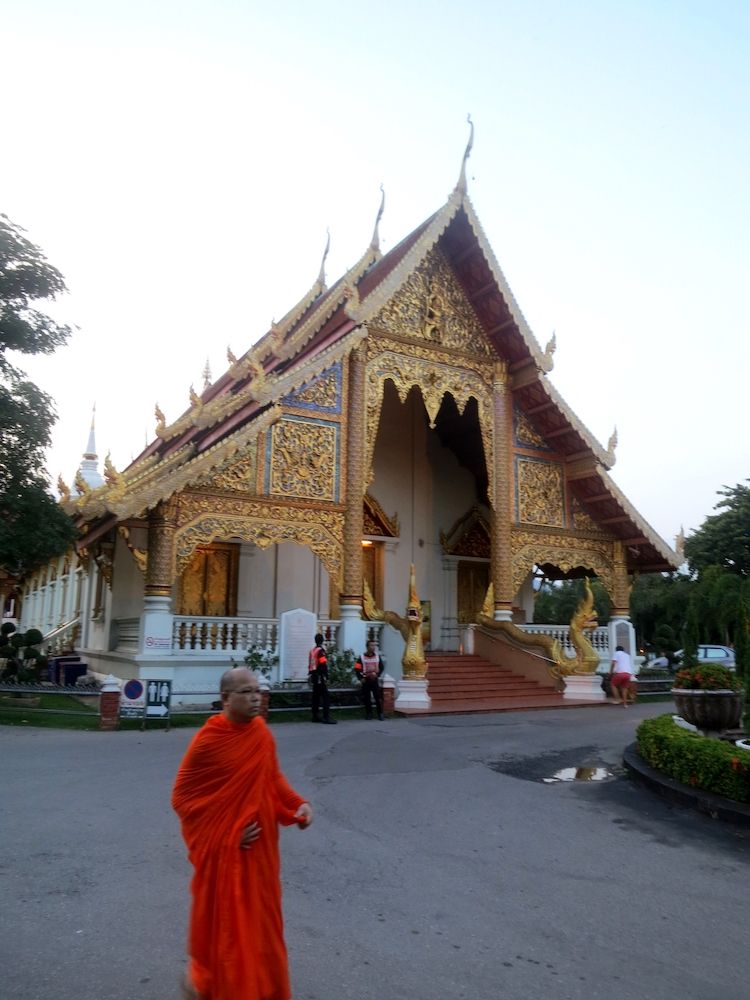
left=516, top=457, right=565, bottom=527
left=371, top=248, right=494, bottom=357
left=200, top=444, right=259, bottom=494
left=281, top=362, right=343, bottom=414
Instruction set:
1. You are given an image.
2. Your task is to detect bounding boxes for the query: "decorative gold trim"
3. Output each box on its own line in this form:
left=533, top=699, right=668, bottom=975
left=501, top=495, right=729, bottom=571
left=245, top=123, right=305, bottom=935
left=364, top=492, right=399, bottom=538
left=364, top=343, right=494, bottom=500
left=511, top=527, right=614, bottom=599
left=118, top=526, right=148, bottom=575
left=172, top=496, right=344, bottom=588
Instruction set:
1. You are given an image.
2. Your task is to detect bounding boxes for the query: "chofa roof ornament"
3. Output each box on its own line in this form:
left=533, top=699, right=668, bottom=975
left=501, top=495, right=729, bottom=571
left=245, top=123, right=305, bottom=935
left=456, top=114, right=474, bottom=195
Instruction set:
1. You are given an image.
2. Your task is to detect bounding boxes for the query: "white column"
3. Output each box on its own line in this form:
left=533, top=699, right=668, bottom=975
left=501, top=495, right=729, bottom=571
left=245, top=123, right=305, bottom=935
left=440, top=558, right=459, bottom=651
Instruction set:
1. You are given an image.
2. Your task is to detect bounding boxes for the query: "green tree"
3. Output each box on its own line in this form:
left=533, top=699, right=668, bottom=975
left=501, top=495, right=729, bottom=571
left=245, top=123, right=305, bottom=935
left=0, top=214, right=76, bottom=576
left=684, top=482, right=750, bottom=578
left=533, top=577, right=610, bottom=625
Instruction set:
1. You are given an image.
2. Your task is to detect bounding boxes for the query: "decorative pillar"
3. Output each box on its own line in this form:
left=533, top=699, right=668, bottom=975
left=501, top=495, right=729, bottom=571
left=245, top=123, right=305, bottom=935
left=339, top=345, right=367, bottom=653
left=491, top=361, right=514, bottom=621
left=609, top=541, right=636, bottom=658
left=139, top=499, right=177, bottom=657
left=440, top=558, right=459, bottom=650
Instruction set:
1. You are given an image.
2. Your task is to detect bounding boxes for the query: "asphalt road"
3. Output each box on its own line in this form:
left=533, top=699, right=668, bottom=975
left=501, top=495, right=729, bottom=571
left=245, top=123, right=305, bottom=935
left=2, top=702, right=749, bottom=1000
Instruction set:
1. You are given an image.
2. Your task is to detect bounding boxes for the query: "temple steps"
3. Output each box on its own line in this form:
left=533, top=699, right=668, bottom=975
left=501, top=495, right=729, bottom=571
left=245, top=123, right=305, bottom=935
left=395, top=652, right=582, bottom=716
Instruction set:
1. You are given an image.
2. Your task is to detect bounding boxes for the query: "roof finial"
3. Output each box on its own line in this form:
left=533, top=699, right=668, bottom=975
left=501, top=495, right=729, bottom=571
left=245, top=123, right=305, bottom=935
left=456, top=114, right=474, bottom=195
left=370, top=184, right=385, bottom=252
left=202, top=358, right=212, bottom=389
left=317, top=229, right=331, bottom=289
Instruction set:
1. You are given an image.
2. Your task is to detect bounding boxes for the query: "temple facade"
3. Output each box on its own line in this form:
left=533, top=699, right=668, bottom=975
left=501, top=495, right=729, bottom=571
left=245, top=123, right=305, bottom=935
left=14, top=163, right=679, bottom=698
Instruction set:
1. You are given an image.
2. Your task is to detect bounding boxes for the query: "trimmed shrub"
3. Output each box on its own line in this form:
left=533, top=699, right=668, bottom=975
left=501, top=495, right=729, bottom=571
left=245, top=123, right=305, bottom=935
left=637, top=714, right=750, bottom=803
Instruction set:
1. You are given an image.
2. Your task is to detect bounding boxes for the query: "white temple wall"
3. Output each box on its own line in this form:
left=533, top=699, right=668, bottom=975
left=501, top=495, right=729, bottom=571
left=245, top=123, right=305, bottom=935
left=110, top=535, right=145, bottom=621
left=371, top=386, right=478, bottom=668
left=237, top=542, right=330, bottom=622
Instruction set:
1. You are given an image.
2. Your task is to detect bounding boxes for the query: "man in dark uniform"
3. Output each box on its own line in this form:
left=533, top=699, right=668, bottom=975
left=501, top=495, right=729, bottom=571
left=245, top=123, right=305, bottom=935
left=355, top=638, right=385, bottom=720
left=308, top=632, right=336, bottom=724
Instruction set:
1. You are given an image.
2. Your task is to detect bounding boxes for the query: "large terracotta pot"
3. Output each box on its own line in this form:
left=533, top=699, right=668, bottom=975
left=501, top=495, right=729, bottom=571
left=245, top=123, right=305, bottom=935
left=671, top=689, right=744, bottom=730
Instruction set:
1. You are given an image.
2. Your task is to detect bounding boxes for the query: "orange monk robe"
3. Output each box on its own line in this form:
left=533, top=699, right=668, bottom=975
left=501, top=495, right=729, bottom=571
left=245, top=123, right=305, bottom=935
left=172, top=714, right=306, bottom=1000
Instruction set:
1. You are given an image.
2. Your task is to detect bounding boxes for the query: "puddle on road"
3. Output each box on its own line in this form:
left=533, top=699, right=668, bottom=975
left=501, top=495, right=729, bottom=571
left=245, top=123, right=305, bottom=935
left=484, top=746, right=619, bottom=784
left=542, top=766, right=612, bottom=783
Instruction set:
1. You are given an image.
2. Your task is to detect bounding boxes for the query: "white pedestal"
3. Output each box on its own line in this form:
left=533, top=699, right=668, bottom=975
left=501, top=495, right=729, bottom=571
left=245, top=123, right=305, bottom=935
left=395, top=678, right=431, bottom=711
left=138, top=596, right=173, bottom=657
left=338, top=604, right=366, bottom=655
left=563, top=673, right=606, bottom=701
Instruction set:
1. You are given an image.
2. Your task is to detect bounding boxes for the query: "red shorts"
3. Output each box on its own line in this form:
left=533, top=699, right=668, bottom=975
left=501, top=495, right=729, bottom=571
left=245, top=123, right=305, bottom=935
left=611, top=672, right=633, bottom=688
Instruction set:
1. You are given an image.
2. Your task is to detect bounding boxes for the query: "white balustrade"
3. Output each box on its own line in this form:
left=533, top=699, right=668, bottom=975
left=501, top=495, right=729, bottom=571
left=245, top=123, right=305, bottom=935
left=519, top=624, right=611, bottom=658
left=171, top=616, right=344, bottom=657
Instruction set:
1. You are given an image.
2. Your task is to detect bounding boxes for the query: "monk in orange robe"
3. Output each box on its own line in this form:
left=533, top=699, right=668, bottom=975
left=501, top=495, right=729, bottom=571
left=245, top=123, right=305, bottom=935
left=172, top=667, right=313, bottom=1000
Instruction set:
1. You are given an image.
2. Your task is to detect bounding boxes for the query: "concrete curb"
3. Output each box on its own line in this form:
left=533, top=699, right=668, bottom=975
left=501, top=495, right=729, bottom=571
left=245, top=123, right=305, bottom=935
left=622, top=742, right=750, bottom=828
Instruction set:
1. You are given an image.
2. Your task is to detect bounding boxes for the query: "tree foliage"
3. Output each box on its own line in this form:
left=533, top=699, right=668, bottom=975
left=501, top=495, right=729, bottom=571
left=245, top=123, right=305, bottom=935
left=684, top=482, right=750, bottom=578
left=0, top=214, right=76, bottom=576
left=533, top=578, right=611, bottom=625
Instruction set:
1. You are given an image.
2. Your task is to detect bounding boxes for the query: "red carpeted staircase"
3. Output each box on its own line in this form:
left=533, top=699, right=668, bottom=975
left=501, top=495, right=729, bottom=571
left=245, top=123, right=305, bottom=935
left=401, top=651, right=569, bottom=715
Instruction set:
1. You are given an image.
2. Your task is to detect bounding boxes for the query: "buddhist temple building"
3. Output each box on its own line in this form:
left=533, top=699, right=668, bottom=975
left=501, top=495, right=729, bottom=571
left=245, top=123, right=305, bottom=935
left=15, top=144, right=680, bottom=706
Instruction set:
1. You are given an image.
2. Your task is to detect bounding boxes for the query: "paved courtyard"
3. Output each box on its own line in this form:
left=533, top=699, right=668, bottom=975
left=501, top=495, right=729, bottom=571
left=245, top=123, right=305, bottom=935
left=2, top=702, right=749, bottom=1000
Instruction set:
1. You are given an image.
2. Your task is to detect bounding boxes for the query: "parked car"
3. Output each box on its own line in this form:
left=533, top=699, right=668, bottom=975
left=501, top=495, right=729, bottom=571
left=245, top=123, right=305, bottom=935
left=674, top=645, right=736, bottom=670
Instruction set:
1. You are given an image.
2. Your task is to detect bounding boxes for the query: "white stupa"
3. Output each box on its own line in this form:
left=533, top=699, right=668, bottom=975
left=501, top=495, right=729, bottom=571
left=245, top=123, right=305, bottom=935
left=76, top=405, right=104, bottom=491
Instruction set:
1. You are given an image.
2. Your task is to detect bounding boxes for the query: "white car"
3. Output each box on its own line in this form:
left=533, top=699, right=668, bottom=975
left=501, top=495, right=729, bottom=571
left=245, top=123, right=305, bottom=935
left=674, top=645, right=736, bottom=670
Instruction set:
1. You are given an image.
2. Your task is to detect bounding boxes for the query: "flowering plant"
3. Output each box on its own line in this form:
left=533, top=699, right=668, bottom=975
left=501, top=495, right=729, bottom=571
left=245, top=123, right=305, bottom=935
left=672, top=663, right=740, bottom=691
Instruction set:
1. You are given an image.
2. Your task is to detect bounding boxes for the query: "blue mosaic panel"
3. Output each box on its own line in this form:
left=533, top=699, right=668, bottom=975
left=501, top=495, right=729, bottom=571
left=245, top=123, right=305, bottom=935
left=281, top=362, right=342, bottom=414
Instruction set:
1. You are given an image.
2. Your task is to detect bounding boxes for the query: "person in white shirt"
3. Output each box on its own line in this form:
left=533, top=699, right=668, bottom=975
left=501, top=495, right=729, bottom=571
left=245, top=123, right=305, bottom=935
left=609, top=645, right=635, bottom=706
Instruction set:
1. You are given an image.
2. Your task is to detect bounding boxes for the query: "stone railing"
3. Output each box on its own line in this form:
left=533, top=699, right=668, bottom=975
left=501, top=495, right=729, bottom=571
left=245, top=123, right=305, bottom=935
left=42, top=618, right=81, bottom=656
left=519, top=624, right=611, bottom=660
left=171, top=616, right=343, bottom=656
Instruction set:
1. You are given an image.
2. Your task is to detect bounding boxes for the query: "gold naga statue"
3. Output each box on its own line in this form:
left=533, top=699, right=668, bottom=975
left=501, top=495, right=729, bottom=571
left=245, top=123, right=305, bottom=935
left=363, top=563, right=426, bottom=679
left=478, top=577, right=600, bottom=680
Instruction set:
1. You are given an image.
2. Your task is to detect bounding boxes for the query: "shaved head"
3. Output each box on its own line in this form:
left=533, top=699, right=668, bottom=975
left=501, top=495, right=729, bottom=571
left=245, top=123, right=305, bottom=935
left=220, top=667, right=253, bottom=693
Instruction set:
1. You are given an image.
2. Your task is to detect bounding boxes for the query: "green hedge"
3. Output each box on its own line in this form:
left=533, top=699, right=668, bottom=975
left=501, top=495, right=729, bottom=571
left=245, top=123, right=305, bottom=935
left=637, top=714, right=750, bottom=803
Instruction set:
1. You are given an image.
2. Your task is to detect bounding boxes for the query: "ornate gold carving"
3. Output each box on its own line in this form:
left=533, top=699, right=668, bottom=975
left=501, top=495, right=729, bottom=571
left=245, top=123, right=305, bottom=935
left=363, top=493, right=399, bottom=538
left=363, top=565, right=426, bottom=678
left=118, top=526, right=147, bottom=575
left=441, top=506, right=491, bottom=558
left=511, top=528, right=614, bottom=599
left=200, top=443, right=258, bottom=494
left=291, top=370, right=339, bottom=409
left=570, top=497, right=599, bottom=533
left=365, top=345, right=494, bottom=499
left=564, top=578, right=600, bottom=675
left=515, top=410, right=547, bottom=450
left=57, top=475, right=70, bottom=504
left=343, top=346, right=366, bottom=604
left=517, top=459, right=565, bottom=527
left=372, top=247, right=493, bottom=357
left=172, top=496, right=344, bottom=587
left=270, top=419, right=336, bottom=501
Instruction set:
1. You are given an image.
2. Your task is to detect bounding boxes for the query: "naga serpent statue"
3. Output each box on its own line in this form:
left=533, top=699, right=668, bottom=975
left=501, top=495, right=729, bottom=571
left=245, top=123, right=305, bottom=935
left=363, top=563, right=426, bottom=679
left=478, top=577, right=600, bottom=680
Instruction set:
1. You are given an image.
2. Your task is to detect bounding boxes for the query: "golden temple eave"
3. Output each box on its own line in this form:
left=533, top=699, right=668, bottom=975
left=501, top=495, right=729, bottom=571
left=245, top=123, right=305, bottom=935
left=538, top=377, right=615, bottom=468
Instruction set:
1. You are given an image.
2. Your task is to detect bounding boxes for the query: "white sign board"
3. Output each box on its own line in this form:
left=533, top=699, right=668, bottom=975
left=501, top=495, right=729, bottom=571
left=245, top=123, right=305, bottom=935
left=279, top=608, right=316, bottom=681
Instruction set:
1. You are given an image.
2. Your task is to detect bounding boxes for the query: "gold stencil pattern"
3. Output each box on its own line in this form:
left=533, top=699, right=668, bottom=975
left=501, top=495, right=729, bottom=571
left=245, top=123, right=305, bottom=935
left=372, top=247, right=493, bottom=356
left=270, top=419, right=337, bottom=501
left=517, top=459, right=564, bottom=527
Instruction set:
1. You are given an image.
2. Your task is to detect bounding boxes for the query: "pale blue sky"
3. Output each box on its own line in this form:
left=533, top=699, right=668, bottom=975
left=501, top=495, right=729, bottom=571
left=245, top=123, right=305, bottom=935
left=3, top=1, right=748, bottom=547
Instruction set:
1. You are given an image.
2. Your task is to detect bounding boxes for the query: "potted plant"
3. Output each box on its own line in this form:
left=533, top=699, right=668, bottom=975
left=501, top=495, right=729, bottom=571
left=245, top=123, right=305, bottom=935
left=672, top=662, right=743, bottom=731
